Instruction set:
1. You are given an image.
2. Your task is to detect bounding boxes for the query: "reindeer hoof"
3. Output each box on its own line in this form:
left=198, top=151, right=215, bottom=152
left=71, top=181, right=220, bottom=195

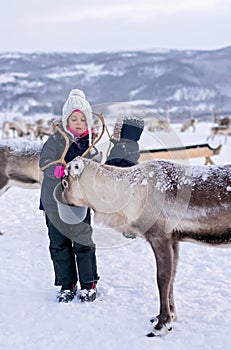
left=146, top=332, right=156, bottom=337
left=146, top=323, right=172, bottom=337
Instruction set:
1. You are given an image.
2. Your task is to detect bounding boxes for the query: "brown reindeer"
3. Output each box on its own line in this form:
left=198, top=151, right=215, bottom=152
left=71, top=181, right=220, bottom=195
left=34, top=124, right=53, bottom=140
left=2, top=120, right=29, bottom=138
left=207, top=126, right=231, bottom=143
left=33, top=118, right=54, bottom=140
left=61, top=157, right=231, bottom=337
left=180, top=118, right=197, bottom=132
left=2, top=119, right=39, bottom=139
left=214, top=116, right=231, bottom=127
left=147, top=117, right=171, bottom=132
left=2, top=118, right=54, bottom=140
left=0, top=140, right=43, bottom=235
left=0, top=141, right=43, bottom=196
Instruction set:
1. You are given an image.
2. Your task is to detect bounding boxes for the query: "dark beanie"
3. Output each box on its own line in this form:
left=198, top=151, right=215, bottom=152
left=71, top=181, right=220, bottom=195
left=120, top=117, right=144, bottom=142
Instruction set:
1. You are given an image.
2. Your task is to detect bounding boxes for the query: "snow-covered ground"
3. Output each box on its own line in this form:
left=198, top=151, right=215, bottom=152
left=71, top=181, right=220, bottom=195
left=0, top=122, right=230, bottom=350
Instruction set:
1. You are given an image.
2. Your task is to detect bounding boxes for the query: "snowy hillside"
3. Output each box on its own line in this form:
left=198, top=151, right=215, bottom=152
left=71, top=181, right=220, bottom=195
left=0, top=122, right=230, bottom=350
left=0, top=47, right=231, bottom=120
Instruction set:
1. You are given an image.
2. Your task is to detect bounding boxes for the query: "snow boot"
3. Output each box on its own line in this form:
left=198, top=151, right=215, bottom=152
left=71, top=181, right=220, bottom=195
left=78, top=286, right=97, bottom=302
left=57, top=285, right=77, bottom=303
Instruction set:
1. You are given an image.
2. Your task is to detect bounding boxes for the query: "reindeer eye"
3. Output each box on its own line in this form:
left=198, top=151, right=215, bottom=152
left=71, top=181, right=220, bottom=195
left=75, top=164, right=79, bottom=170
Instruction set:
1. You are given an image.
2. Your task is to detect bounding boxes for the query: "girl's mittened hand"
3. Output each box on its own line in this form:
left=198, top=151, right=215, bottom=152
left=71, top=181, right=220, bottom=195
left=54, top=165, right=66, bottom=178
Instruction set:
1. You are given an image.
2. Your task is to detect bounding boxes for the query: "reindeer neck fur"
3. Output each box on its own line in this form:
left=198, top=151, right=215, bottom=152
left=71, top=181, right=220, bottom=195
left=66, top=157, right=149, bottom=231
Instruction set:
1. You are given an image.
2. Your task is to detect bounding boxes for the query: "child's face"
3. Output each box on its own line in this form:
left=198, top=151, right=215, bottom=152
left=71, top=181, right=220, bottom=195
left=67, top=111, right=87, bottom=133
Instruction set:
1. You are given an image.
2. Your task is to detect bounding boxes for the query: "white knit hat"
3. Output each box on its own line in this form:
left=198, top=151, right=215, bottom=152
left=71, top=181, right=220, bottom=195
left=62, top=89, right=93, bottom=143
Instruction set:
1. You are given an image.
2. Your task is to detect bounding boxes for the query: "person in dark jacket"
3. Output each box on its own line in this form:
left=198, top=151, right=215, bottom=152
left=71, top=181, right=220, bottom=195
left=40, top=89, right=99, bottom=303
left=105, top=116, right=144, bottom=167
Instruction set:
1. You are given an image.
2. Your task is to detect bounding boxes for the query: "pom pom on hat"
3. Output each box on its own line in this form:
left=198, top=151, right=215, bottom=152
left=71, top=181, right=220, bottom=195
left=62, top=88, right=93, bottom=142
left=68, top=89, right=86, bottom=100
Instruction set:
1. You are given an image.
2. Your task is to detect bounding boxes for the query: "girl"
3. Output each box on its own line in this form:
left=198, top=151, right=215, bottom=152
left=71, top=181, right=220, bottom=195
left=40, top=89, right=99, bottom=303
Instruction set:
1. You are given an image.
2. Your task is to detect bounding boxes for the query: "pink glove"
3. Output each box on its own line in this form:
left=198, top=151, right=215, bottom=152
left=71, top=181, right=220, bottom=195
left=54, top=165, right=66, bottom=178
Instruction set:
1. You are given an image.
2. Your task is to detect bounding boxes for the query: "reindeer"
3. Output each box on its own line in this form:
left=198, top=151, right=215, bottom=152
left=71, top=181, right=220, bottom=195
left=2, top=119, right=39, bottom=139
left=180, top=118, right=197, bottom=132
left=2, top=120, right=27, bottom=138
left=0, top=140, right=43, bottom=234
left=0, top=141, right=43, bottom=197
left=0, top=141, right=42, bottom=235
left=207, top=126, right=231, bottom=143
left=147, top=117, right=171, bottom=132
left=61, top=157, right=231, bottom=337
left=34, top=118, right=57, bottom=140
left=214, top=116, right=231, bottom=127
left=34, top=124, right=53, bottom=140
left=35, top=118, right=49, bottom=126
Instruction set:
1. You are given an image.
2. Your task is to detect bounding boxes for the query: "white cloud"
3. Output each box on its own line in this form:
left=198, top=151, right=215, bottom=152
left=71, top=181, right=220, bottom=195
left=0, top=0, right=230, bottom=52
left=38, top=0, right=229, bottom=24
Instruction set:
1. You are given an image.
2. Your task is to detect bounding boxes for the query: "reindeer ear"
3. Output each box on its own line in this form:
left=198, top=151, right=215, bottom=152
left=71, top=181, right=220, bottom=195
left=69, top=157, right=85, bottom=177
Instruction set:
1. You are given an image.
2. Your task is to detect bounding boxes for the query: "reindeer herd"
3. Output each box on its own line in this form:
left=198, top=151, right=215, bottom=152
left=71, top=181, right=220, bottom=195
left=146, top=114, right=231, bottom=144
left=1, top=114, right=231, bottom=142
left=1, top=117, right=54, bottom=140
left=179, top=115, right=231, bottom=141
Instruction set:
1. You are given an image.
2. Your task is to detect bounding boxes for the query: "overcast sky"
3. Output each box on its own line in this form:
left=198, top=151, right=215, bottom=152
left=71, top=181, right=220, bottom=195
left=1, top=0, right=231, bottom=53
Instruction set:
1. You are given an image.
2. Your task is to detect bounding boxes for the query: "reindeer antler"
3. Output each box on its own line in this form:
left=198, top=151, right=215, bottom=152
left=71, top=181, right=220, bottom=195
left=81, top=111, right=108, bottom=158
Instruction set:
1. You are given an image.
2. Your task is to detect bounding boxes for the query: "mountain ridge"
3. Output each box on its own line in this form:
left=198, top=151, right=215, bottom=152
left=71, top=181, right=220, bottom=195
left=0, top=46, right=230, bottom=121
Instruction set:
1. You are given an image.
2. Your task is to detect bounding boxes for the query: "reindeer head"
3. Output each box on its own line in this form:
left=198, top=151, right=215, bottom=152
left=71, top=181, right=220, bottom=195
left=61, top=157, right=87, bottom=206
left=62, top=156, right=85, bottom=193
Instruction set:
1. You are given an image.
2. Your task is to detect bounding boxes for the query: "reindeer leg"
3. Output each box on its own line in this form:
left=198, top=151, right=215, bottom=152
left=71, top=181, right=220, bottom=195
left=0, top=174, right=10, bottom=196
left=147, top=238, right=174, bottom=337
left=169, top=240, right=179, bottom=321
left=0, top=174, right=10, bottom=235
left=151, top=240, right=178, bottom=324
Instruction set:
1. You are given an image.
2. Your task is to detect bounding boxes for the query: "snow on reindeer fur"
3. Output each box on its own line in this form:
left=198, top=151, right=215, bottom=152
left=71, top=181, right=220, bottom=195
left=0, top=139, right=42, bottom=156
left=73, top=157, right=231, bottom=196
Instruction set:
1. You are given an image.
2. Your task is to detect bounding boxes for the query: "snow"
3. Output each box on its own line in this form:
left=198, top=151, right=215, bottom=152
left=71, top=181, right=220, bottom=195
left=0, top=73, right=30, bottom=84
left=0, top=122, right=231, bottom=349
left=0, top=139, right=42, bottom=155
left=47, top=64, right=124, bottom=81
left=0, top=74, right=15, bottom=84
left=168, top=87, right=216, bottom=102
left=138, top=65, right=167, bottom=78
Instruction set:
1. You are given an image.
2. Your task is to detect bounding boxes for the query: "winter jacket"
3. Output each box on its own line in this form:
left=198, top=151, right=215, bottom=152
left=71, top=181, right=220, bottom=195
left=105, top=139, right=140, bottom=167
left=39, top=128, right=97, bottom=212
left=105, top=119, right=143, bottom=167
